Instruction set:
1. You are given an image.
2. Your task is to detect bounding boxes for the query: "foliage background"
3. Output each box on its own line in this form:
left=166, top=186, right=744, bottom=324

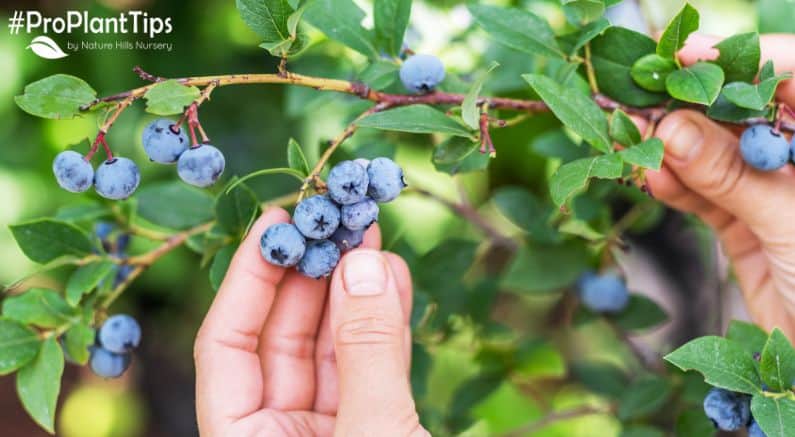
left=0, top=0, right=793, bottom=435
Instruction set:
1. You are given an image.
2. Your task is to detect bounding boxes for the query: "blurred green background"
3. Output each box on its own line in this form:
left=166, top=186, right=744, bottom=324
left=0, top=0, right=791, bottom=435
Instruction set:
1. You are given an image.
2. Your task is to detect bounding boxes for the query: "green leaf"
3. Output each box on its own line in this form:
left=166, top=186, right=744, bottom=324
left=304, top=0, right=378, bottom=57
left=590, top=27, right=668, bottom=107
left=722, top=72, right=790, bottom=110
left=714, top=32, right=761, bottom=83
left=569, top=17, right=610, bottom=56
left=631, top=54, right=677, bottom=92
left=611, top=295, right=668, bottom=332
left=609, top=109, right=641, bottom=147
left=563, top=0, right=605, bottom=26
left=209, top=244, right=237, bottom=291
left=55, top=202, right=111, bottom=222
left=357, top=105, right=473, bottom=137
left=143, top=80, right=201, bottom=116
left=462, top=61, right=499, bottom=130
left=726, top=320, right=769, bottom=355
left=216, top=179, right=259, bottom=236
left=467, top=4, right=564, bottom=59
left=751, top=395, right=795, bottom=437
left=675, top=409, right=716, bottom=437
left=492, top=187, right=558, bottom=242
left=0, top=319, right=40, bottom=375
left=2, top=289, right=77, bottom=328
left=571, top=361, right=628, bottom=399
left=65, top=261, right=116, bottom=306
left=666, top=62, right=725, bottom=105
left=759, top=328, right=795, bottom=392
left=15, top=74, right=96, bottom=119
left=236, top=0, right=292, bottom=42
left=530, top=129, right=589, bottom=162
left=287, top=138, right=310, bottom=176
left=502, top=241, right=590, bottom=293
left=657, top=3, right=699, bottom=60
left=664, top=336, right=763, bottom=394
left=619, top=138, right=664, bottom=170
left=523, top=74, right=611, bottom=153
left=62, top=322, right=94, bottom=365
left=359, top=60, right=399, bottom=91
left=136, top=181, right=215, bottom=230
left=431, top=137, right=490, bottom=175
left=17, top=338, right=64, bottom=434
left=707, top=92, right=771, bottom=123
left=760, top=59, right=777, bottom=82
left=374, top=0, right=412, bottom=57
left=10, top=219, right=94, bottom=264
left=618, top=375, right=672, bottom=420
left=549, top=154, right=624, bottom=206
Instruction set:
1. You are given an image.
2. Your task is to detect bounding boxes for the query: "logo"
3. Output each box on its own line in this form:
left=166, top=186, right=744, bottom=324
left=9, top=10, right=175, bottom=59
left=27, top=36, right=68, bottom=59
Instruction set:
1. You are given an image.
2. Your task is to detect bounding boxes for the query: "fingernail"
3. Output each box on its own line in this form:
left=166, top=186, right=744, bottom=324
left=666, top=120, right=703, bottom=162
left=343, top=251, right=386, bottom=296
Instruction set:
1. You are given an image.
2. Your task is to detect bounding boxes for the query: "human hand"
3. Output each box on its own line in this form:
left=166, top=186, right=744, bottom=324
left=646, top=33, right=795, bottom=339
left=194, top=208, right=427, bottom=436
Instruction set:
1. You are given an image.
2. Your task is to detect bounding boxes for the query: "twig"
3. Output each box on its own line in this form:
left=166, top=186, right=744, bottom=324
left=479, top=103, right=495, bottom=154
left=584, top=43, right=600, bottom=94
left=133, top=65, right=164, bottom=83
left=499, top=406, right=607, bottom=437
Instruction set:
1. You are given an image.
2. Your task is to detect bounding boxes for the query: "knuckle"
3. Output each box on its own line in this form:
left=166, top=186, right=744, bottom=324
left=336, top=315, right=403, bottom=347
left=703, top=148, right=746, bottom=199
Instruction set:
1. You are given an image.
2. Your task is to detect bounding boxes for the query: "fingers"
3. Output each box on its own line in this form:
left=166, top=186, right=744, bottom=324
left=194, top=208, right=290, bottom=433
left=654, top=110, right=795, bottom=237
left=258, top=270, right=328, bottom=410
left=328, top=249, right=424, bottom=436
left=232, top=410, right=335, bottom=437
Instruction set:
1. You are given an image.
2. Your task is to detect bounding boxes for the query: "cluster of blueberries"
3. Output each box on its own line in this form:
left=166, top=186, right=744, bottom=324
left=739, top=124, right=795, bottom=172
left=576, top=271, right=630, bottom=314
left=703, top=388, right=766, bottom=437
left=52, top=118, right=225, bottom=199
left=89, top=314, right=141, bottom=378
left=260, top=157, right=405, bottom=278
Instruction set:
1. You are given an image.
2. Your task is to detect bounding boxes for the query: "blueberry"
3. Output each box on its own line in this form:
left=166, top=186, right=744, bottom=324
left=327, top=160, right=369, bottom=205
left=703, top=388, right=751, bottom=431
left=578, top=272, right=630, bottom=313
left=98, top=314, right=141, bottom=354
left=142, top=119, right=189, bottom=164
left=94, top=157, right=141, bottom=200
left=739, top=125, right=789, bottom=171
left=367, top=157, right=406, bottom=203
left=260, top=223, right=306, bottom=267
left=177, top=144, right=225, bottom=187
left=399, top=54, right=446, bottom=93
left=112, top=264, right=134, bottom=288
left=115, top=233, right=131, bottom=255
left=341, top=198, right=379, bottom=230
left=53, top=150, right=94, bottom=193
left=293, top=195, right=341, bottom=239
left=94, top=222, right=114, bottom=241
left=353, top=158, right=371, bottom=169
left=89, top=346, right=131, bottom=378
left=297, top=240, right=341, bottom=279
left=748, top=420, right=767, bottom=437
left=330, top=226, right=365, bottom=252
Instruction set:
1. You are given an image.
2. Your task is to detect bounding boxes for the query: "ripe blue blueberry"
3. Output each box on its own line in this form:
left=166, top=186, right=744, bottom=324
left=703, top=388, right=751, bottom=431
left=260, top=223, right=306, bottom=267
left=739, top=125, right=789, bottom=171
left=113, top=264, right=134, bottom=288
left=330, top=226, right=365, bottom=252
left=142, top=119, right=189, bottom=164
left=327, top=160, right=369, bottom=205
left=115, top=233, right=131, bottom=255
left=297, top=240, right=341, bottom=279
left=94, top=157, right=141, bottom=200
left=341, top=198, right=379, bottom=231
left=399, top=54, right=446, bottom=93
left=293, top=195, right=341, bottom=239
left=578, top=272, right=630, bottom=313
left=94, top=222, right=114, bottom=241
left=89, top=346, right=131, bottom=379
left=98, top=314, right=141, bottom=354
left=177, top=144, right=226, bottom=187
left=748, top=420, right=767, bottom=437
left=53, top=150, right=94, bottom=193
left=367, top=157, right=406, bottom=203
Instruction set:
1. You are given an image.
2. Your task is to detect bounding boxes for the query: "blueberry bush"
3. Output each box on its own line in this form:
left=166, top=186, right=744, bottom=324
left=3, top=0, right=795, bottom=435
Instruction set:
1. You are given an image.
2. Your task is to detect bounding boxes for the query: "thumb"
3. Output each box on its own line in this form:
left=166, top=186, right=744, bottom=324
left=654, top=110, right=795, bottom=235
left=329, top=249, right=425, bottom=437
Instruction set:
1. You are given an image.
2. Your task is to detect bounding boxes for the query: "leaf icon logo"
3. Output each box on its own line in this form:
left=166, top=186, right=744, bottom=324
left=27, top=36, right=69, bottom=60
